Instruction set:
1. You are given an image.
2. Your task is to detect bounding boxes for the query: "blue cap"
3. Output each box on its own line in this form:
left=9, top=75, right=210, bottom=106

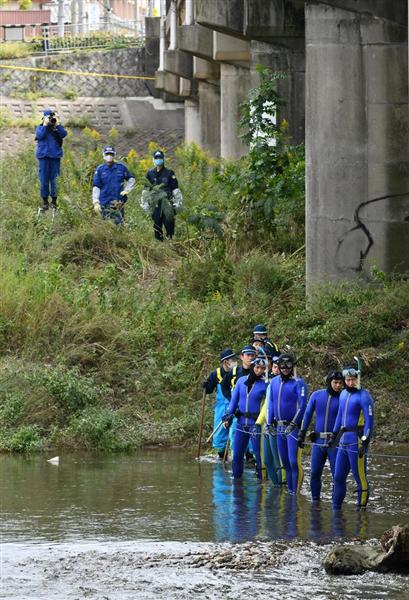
left=103, top=145, right=116, bottom=155
left=240, top=344, right=257, bottom=355
left=153, top=150, right=164, bottom=159
left=253, top=324, right=267, bottom=335
left=43, top=108, right=55, bottom=116
left=219, top=348, right=236, bottom=362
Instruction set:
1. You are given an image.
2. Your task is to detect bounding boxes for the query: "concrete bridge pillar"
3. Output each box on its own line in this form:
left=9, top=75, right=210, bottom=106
left=198, top=81, right=221, bottom=155
left=306, top=1, right=409, bottom=288
left=220, top=63, right=252, bottom=159
left=185, top=98, right=201, bottom=145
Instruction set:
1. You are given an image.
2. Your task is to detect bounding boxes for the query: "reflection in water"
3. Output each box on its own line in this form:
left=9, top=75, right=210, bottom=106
left=2, top=450, right=408, bottom=600
left=0, top=448, right=408, bottom=545
left=212, top=465, right=384, bottom=543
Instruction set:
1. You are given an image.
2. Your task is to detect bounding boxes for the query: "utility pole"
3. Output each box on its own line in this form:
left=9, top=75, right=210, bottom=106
left=57, top=0, right=64, bottom=37
left=159, top=0, right=166, bottom=70
left=185, top=0, right=193, bottom=25
left=134, top=0, right=139, bottom=35
left=78, top=0, right=84, bottom=34
left=169, top=0, right=177, bottom=50
left=103, top=0, right=111, bottom=30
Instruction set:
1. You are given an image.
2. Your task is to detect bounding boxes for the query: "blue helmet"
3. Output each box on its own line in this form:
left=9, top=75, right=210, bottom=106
left=219, top=348, right=236, bottom=362
left=43, top=108, right=55, bottom=116
left=253, top=324, right=268, bottom=336
left=103, top=145, right=116, bottom=157
left=240, top=344, right=257, bottom=356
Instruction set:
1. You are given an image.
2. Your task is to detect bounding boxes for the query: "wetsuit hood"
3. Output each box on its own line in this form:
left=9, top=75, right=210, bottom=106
left=326, top=386, right=342, bottom=395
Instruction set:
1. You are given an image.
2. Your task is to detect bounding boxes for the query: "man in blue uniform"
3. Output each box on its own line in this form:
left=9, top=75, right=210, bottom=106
left=203, top=348, right=237, bottom=459
left=331, top=366, right=374, bottom=511
left=92, top=146, right=135, bottom=225
left=252, top=324, right=280, bottom=355
left=141, top=150, right=183, bottom=241
left=222, top=357, right=267, bottom=479
left=266, top=352, right=307, bottom=494
left=298, top=371, right=344, bottom=501
left=35, top=108, right=67, bottom=212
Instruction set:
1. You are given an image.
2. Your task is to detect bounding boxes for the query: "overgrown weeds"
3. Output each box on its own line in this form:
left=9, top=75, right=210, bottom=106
left=0, top=106, right=408, bottom=452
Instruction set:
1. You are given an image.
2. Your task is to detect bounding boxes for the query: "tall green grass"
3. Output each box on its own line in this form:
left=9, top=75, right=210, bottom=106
left=0, top=136, right=408, bottom=451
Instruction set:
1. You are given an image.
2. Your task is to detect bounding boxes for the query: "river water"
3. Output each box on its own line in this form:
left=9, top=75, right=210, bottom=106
left=1, top=447, right=408, bottom=599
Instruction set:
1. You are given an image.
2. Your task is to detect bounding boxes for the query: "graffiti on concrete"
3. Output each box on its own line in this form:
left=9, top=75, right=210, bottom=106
left=336, top=193, right=409, bottom=273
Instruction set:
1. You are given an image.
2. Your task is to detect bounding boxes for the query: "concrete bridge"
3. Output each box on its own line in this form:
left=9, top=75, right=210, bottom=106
left=146, top=0, right=409, bottom=287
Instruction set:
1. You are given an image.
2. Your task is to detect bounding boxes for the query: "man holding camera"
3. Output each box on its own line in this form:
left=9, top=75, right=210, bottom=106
left=35, top=108, right=67, bottom=212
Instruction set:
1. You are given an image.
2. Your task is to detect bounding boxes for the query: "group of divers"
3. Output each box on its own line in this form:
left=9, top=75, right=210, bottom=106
left=202, top=325, right=375, bottom=512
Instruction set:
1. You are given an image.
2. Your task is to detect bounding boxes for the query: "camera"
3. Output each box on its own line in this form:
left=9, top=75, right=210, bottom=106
left=49, top=112, right=57, bottom=125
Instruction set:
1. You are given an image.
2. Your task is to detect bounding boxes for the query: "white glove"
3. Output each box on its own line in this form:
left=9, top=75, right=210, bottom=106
left=43, top=116, right=50, bottom=126
left=93, top=202, right=101, bottom=215
left=172, top=188, right=183, bottom=208
left=120, top=190, right=128, bottom=197
left=140, top=189, right=149, bottom=212
left=122, top=177, right=136, bottom=196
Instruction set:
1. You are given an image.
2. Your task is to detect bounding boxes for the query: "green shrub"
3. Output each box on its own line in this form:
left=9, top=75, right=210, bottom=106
left=6, top=425, right=43, bottom=453
left=66, top=407, right=133, bottom=451
left=31, top=367, right=104, bottom=413
left=0, top=41, right=31, bottom=59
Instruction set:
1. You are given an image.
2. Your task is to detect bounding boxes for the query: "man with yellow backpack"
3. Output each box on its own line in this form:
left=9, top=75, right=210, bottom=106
left=202, top=349, right=237, bottom=459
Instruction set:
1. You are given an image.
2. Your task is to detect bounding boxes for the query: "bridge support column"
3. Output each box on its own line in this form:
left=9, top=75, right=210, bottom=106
left=220, top=63, right=252, bottom=159
left=306, top=2, right=409, bottom=289
left=185, top=98, right=201, bottom=146
left=197, top=81, right=221, bottom=156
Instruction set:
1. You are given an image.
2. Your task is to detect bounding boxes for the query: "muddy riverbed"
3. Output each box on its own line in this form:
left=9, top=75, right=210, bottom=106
left=1, top=447, right=408, bottom=599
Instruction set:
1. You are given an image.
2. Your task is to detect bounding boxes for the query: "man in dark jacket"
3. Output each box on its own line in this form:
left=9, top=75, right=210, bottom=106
left=35, top=108, right=67, bottom=211
left=141, top=149, right=183, bottom=241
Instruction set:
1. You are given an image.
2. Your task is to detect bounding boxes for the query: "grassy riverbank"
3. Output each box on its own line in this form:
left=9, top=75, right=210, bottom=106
left=0, top=133, right=408, bottom=452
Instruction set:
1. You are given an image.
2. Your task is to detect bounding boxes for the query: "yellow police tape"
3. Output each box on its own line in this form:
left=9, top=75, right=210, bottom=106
left=0, top=64, right=156, bottom=80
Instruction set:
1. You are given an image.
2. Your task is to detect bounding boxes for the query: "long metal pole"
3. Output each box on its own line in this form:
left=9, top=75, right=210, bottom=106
left=196, top=389, right=207, bottom=460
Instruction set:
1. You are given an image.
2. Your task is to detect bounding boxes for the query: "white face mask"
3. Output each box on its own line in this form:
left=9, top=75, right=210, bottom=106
left=104, top=154, right=114, bottom=163
left=228, top=360, right=238, bottom=370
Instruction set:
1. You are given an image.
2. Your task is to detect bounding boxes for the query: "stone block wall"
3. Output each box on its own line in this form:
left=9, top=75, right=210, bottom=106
left=0, top=47, right=149, bottom=98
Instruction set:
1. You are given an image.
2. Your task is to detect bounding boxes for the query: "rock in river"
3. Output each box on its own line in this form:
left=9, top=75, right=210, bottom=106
left=324, top=524, right=409, bottom=575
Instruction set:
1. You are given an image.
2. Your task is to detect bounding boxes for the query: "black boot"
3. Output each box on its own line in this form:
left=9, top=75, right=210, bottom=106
left=245, top=451, right=256, bottom=465
left=218, top=449, right=228, bottom=460
left=41, top=197, right=49, bottom=211
left=51, top=197, right=57, bottom=209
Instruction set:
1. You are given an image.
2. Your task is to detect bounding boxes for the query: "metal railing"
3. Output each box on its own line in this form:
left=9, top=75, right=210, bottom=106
left=42, top=20, right=143, bottom=55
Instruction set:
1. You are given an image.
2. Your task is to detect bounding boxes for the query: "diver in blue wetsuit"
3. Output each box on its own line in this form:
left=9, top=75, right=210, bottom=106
left=330, top=366, right=374, bottom=511
left=298, top=371, right=344, bottom=501
left=266, top=352, right=308, bottom=494
left=221, top=345, right=257, bottom=463
left=203, top=348, right=237, bottom=459
left=222, top=358, right=267, bottom=480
